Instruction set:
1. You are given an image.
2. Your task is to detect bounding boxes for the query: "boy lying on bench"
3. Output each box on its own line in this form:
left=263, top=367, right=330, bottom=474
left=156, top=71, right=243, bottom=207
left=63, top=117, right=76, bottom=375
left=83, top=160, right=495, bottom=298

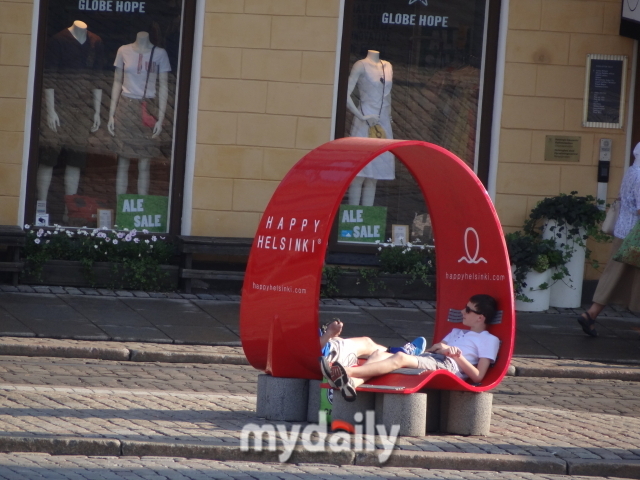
left=320, top=294, right=500, bottom=402
left=319, top=319, right=427, bottom=372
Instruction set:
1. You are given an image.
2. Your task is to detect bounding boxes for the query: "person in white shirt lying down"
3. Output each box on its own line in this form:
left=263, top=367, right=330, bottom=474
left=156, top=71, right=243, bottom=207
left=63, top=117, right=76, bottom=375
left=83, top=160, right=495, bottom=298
left=320, top=294, right=500, bottom=402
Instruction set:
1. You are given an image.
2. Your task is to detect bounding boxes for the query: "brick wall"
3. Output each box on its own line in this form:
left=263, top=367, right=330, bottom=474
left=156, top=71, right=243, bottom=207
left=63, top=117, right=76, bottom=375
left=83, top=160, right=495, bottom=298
left=190, top=0, right=340, bottom=237
left=495, top=0, right=634, bottom=279
left=0, top=0, right=32, bottom=225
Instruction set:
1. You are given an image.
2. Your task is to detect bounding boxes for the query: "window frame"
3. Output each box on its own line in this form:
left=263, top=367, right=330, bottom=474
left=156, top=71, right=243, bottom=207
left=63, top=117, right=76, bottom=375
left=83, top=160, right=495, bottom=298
left=23, top=0, right=197, bottom=236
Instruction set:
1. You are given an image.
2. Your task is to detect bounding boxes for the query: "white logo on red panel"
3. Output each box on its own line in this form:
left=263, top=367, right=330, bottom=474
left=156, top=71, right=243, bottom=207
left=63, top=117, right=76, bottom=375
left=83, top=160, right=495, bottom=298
left=458, top=227, right=487, bottom=264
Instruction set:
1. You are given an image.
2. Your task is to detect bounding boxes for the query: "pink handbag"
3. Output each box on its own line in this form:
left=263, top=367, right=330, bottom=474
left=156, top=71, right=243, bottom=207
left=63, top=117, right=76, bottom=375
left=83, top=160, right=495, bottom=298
left=141, top=101, right=156, bottom=128
left=141, top=46, right=157, bottom=129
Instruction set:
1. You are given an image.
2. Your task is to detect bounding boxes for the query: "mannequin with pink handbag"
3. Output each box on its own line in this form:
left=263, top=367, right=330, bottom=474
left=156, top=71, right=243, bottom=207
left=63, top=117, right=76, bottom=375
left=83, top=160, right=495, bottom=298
left=107, top=31, right=171, bottom=195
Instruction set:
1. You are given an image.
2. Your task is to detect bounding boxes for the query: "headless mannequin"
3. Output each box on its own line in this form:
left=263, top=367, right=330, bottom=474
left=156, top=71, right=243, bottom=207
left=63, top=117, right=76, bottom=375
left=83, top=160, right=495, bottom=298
left=346, top=50, right=394, bottom=206
left=37, top=20, right=102, bottom=203
left=108, top=31, right=168, bottom=195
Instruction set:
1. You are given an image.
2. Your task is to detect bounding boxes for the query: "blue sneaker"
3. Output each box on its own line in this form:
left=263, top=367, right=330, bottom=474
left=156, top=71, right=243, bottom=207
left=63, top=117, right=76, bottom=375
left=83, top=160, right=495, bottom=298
left=389, top=337, right=427, bottom=356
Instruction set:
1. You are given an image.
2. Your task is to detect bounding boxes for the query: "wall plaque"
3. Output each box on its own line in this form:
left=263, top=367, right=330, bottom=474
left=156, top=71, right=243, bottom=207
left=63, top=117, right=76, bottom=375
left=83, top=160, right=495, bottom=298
left=544, top=136, right=581, bottom=162
left=583, top=54, right=627, bottom=129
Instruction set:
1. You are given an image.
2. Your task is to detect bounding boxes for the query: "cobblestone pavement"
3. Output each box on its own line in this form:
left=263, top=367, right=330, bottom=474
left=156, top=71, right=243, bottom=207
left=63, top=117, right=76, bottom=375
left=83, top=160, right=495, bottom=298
left=0, top=454, right=626, bottom=480
left=0, top=356, right=637, bottom=466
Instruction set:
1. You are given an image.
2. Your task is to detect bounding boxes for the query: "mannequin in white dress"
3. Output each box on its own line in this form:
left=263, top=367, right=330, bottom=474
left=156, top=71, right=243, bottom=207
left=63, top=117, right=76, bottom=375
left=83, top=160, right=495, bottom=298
left=346, top=50, right=395, bottom=206
left=108, top=31, right=170, bottom=195
left=37, top=20, right=103, bottom=206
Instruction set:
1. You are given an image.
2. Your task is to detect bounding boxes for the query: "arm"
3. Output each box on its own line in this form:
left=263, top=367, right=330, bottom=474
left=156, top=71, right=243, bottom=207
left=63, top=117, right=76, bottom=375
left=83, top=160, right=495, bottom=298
left=91, top=88, right=102, bottom=132
left=44, top=89, right=60, bottom=131
left=107, top=68, right=124, bottom=136
left=346, top=62, right=380, bottom=127
left=152, top=71, right=168, bottom=138
left=425, top=342, right=448, bottom=353
left=441, top=346, right=492, bottom=383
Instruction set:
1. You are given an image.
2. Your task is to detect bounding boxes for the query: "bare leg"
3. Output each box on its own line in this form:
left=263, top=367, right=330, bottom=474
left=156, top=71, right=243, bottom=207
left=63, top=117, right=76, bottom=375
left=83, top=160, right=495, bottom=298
left=361, top=178, right=377, bottom=206
left=348, top=176, right=364, bottom=205
left=584, top=302, right=606, bottom=321
left=116, top=156, right=130, bottom=195
left=345, top=351, right=420, bottom=387
left=37, top=165, right=53, bottom=202
left=320, top=324, right=387, bottom=358
left=137, top=158, right=150, bottom=195
left=578, top=302, right=606, bottom=336
left=64, top=165, right=81, bottom=196
left=344, top=337, right=388, bottom=358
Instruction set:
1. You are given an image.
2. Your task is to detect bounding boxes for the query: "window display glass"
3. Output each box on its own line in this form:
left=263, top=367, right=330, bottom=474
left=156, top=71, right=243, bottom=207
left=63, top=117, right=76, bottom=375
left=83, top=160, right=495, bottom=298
left=337, top=0, right=488, bottom=246
left=33, top=0, right=183, bottom=232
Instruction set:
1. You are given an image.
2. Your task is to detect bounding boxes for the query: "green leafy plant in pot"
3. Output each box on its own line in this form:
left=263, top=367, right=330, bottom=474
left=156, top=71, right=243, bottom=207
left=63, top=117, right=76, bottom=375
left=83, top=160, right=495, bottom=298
left=523, top=191, right=607, bottom=261
left=522, top=191, right=607, bottom=308
left=505, top=231, right=567, bottom=303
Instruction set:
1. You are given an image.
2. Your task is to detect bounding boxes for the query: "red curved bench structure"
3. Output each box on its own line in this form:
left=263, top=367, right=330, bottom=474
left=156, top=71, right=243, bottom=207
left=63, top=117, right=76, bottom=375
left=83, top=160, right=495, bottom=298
left=240, top=138, right=515, bottom=393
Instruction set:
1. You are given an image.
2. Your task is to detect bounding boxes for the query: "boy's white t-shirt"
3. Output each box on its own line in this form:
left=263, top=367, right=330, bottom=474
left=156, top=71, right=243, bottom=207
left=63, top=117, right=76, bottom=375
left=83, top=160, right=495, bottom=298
left=114, top=45, right=171, bottom=99
left=441, top=328, right=500, bottom=375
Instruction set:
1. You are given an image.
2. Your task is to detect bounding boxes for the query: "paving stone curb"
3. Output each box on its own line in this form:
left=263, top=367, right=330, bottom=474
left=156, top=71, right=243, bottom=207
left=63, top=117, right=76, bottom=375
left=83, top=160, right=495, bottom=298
left=356, top=451, right=567, bottom=474
left=566, top=458, right=640, bottom=478
left=515, top=365, right=640, bottom=382
left=0, top=436, right=120, bottom=456
left=128, top=350, right=250, bottom=365
left=0, top=436, right=622, bottom=477
left=123, top=441, right=356, bottom=466
left=0, top=344, right=130, bottom=361
left=0, top=339, right=249, bottom=365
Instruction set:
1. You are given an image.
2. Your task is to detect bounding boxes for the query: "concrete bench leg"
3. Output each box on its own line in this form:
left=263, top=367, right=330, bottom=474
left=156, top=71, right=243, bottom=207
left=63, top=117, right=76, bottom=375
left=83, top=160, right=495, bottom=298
left=308, top=379, right=329, bottom=423
left=442, top=391, right=493, bottom=436
left=256, top=374, right=309, bottom=422
left=381, top=392, right=427, bottom=437
left=332, top=390, right=376, bottom=427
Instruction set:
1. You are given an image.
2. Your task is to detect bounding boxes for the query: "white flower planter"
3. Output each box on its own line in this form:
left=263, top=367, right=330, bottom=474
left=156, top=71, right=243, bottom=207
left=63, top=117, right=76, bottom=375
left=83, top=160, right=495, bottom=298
left=542, top=220, right=586, bottom=308
left=515, top=268, right=552, bottom=312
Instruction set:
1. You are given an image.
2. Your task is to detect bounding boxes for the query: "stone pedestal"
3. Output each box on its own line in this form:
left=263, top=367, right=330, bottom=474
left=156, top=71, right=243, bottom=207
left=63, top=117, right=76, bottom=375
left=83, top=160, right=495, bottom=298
left=307, top=379, right=322, bottom=423
left=331, top=390, right=376, bottom=427
left=442, top=391, right=493, bottom=436
left=256, top=374, right=309, bottom=422
left=381, top=392, right=427, bottom=437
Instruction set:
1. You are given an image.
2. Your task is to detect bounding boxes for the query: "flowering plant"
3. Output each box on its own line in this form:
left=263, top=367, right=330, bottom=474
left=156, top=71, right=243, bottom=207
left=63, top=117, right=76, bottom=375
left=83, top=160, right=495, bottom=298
left=22, top=224, right=176, bottom=291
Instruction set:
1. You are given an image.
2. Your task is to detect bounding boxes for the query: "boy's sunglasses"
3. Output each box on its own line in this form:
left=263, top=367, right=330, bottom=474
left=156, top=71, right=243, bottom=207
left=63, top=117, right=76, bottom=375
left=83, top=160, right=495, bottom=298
left=465, top=306, right=481, bottom=315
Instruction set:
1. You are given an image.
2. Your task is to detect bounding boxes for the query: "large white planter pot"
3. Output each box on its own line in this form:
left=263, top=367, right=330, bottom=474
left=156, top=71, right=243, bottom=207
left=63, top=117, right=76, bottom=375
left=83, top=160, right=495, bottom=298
left=515, top=268, right=552, bottom=312
left=542, top=220, right=586, bottom=308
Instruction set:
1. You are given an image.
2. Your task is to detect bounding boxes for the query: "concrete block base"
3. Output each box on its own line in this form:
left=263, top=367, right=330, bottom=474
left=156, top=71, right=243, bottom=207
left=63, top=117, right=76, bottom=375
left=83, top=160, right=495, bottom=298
left=381, top=392, right=427, bottom=437
left=256, top=374, right=309, bottom=422
left=307, top=379, right=322, bottom=423
left=332, top=390, right=376, bottom=427
left=442, top=391, right=493, bottom=436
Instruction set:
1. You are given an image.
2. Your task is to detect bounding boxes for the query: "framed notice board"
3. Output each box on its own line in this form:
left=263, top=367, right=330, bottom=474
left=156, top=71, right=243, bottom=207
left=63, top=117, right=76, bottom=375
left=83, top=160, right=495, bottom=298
left=583, top=54, right=627, bottom=129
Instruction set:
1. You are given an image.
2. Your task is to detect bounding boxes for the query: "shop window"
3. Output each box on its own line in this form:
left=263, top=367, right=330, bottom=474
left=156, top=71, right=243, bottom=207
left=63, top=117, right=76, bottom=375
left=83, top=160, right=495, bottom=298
left=26, top=0, right=194, bottom=233
left=333, top=0, right=497, bottom=250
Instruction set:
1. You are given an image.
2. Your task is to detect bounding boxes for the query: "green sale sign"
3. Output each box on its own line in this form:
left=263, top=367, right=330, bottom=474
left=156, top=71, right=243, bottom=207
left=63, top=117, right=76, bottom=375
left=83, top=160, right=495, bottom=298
left=115, top=195, right=169, bottom=233
left=337, top=205, right=387, bottom=244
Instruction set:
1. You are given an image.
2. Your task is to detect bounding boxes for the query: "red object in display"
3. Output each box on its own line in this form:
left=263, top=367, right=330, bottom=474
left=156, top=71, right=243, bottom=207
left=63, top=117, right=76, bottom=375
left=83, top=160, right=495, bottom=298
left=64, top=195, right=109, bottom=223
left=240, top=138, right=515, bottom=392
